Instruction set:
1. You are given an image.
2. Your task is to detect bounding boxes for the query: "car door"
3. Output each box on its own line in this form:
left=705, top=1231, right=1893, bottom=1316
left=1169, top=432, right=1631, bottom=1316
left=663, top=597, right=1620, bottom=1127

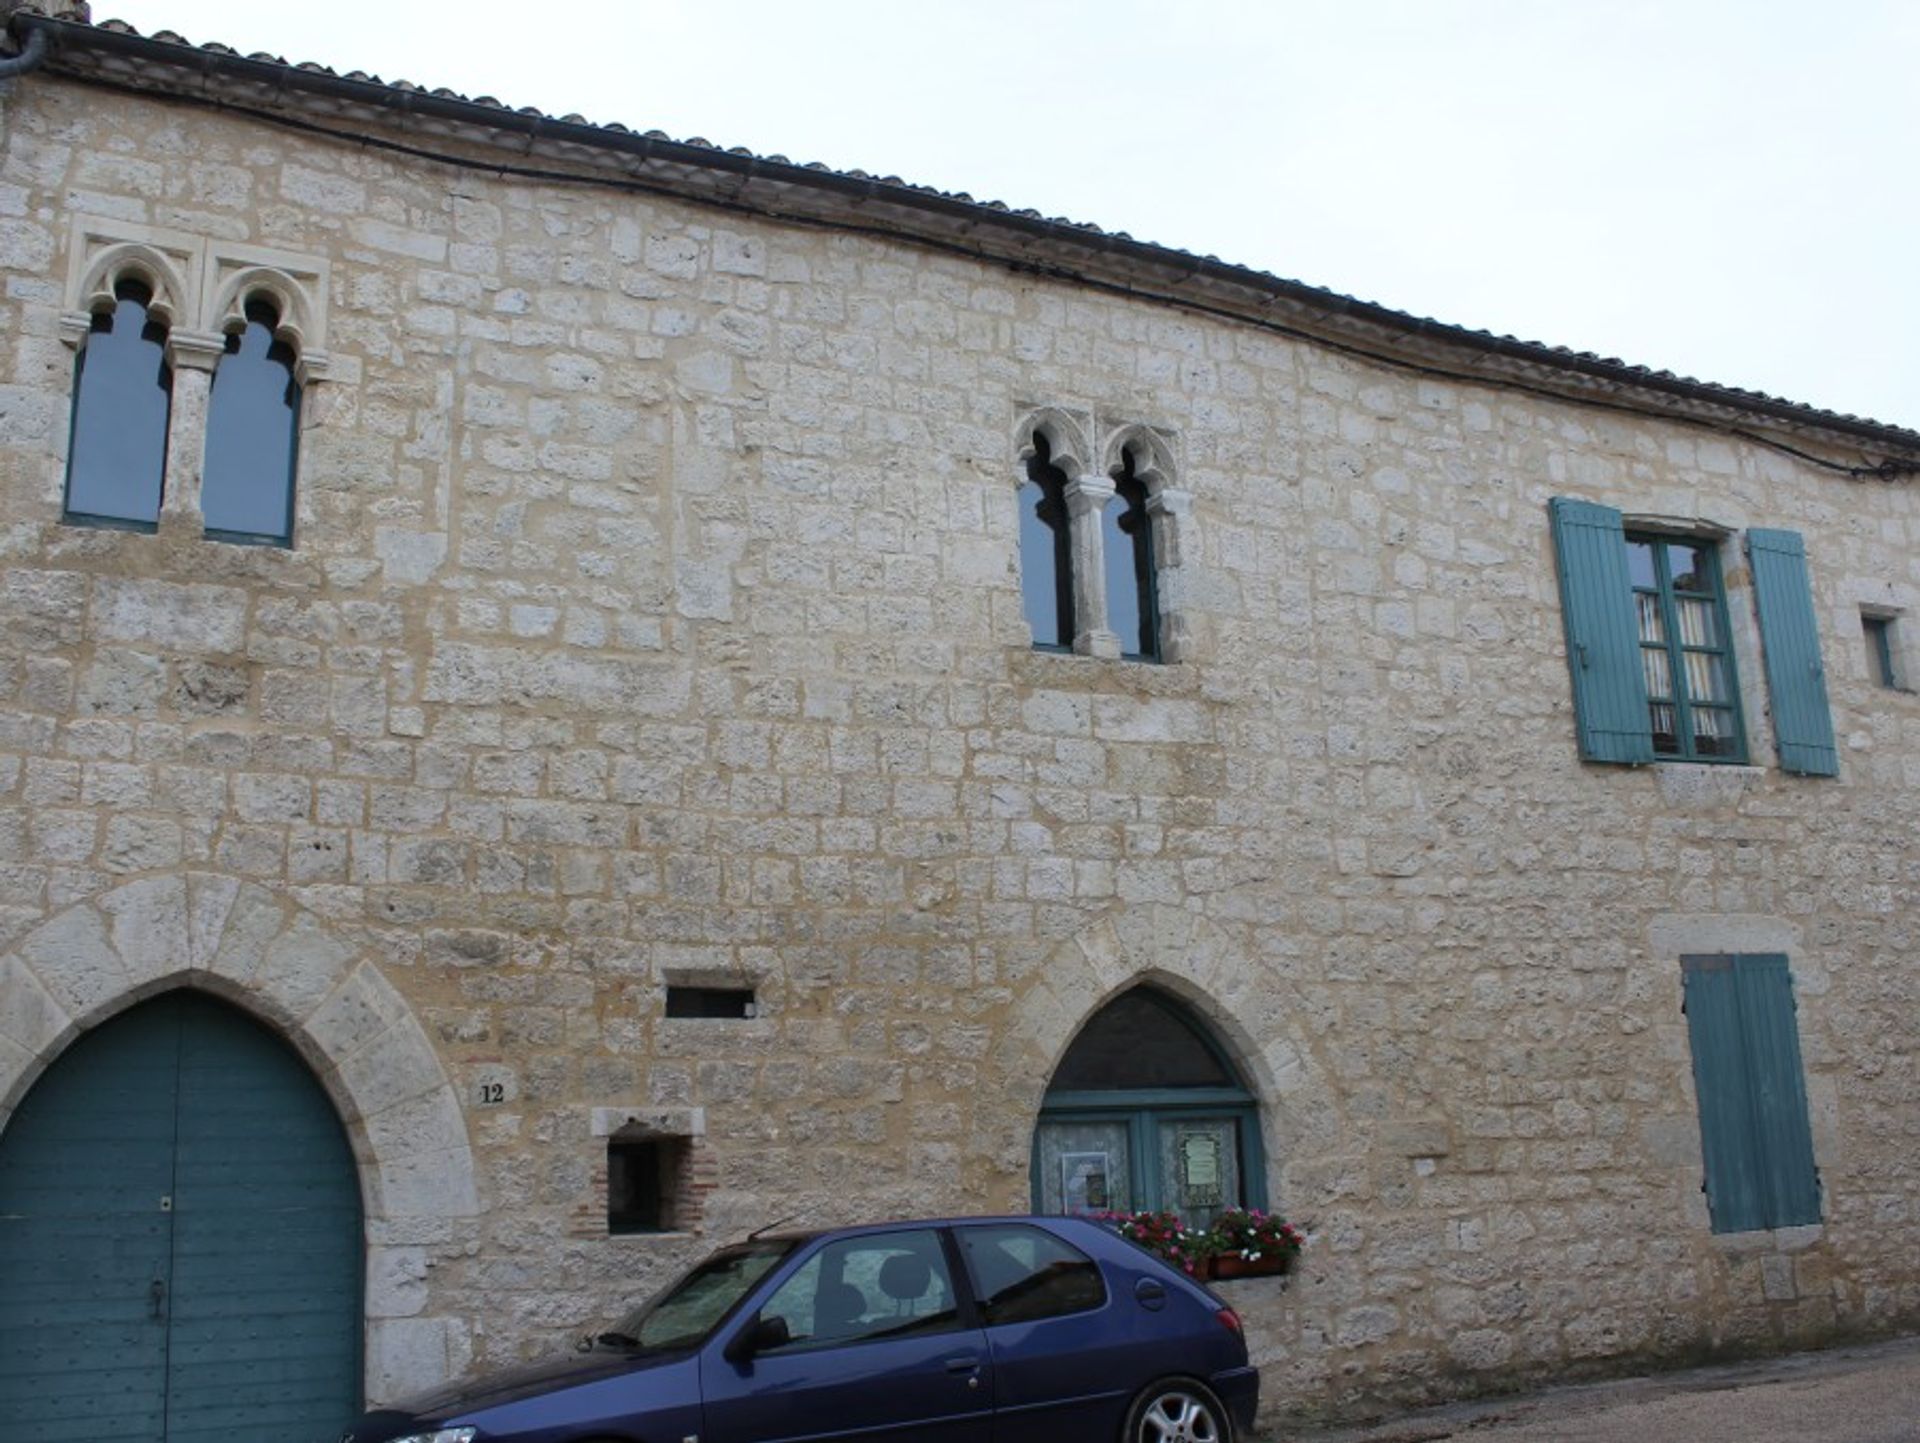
left=700, top=1227, right=992, bottom=1443
left=954, top=1221, right=1135, bottom=1443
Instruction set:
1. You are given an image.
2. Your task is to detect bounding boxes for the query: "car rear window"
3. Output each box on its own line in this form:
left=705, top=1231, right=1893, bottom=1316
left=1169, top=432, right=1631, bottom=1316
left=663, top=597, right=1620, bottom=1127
left=957, top=1224, right=1106, bottom=1325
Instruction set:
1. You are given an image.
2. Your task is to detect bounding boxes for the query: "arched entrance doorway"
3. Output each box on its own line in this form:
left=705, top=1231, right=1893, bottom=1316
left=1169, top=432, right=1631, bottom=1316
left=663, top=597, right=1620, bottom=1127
left=0, top=989, right=362, bottom=1440
left=1033, top=986, right=1266, bottom=1226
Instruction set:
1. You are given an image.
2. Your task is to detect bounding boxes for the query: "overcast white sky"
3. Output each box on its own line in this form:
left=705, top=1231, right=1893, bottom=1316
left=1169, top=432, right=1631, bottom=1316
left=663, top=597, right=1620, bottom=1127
left=103, top=1, right=1920, bottom=431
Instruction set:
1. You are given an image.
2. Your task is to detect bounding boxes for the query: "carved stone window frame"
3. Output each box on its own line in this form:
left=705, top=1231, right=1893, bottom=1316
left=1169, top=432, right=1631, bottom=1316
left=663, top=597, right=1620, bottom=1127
left=1014, top=405, right=1192, bottom=662
left=59, top=218, right=331, bottom=533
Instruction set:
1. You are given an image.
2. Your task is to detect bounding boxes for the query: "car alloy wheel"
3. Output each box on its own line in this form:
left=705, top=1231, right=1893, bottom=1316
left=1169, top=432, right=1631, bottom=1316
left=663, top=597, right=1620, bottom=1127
left=1128, top=1382, right=1228, bottom=1443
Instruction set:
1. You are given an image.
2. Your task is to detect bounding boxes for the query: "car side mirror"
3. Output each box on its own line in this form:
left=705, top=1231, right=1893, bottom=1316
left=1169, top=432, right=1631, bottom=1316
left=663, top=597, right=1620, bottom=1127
left=725, top=1313, right=790, bottom=1364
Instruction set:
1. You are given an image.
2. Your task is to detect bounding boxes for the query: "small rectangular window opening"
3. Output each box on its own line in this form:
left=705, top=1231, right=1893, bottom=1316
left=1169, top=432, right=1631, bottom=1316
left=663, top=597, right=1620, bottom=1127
left=665, top=985, right=757, bottom=1019
left=1863, top=613, right=1900, bottom=690
left=608, top=1136, right=688, bottom=1234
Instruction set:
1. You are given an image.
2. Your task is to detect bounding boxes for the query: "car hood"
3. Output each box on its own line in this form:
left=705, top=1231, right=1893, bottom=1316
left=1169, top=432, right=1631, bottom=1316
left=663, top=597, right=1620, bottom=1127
left=391, top=1344, right=682, bottom=1419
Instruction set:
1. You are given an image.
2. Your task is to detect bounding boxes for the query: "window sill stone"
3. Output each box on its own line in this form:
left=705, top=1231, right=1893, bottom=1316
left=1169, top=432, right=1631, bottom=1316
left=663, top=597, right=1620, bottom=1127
left=1709, top=1222, right=1824, bottom=1254
left=1656, top=762, right=1766, bottom=805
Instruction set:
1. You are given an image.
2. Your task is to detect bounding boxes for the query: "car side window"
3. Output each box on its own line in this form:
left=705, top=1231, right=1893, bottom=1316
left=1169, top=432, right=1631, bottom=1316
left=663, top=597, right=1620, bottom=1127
left=958, top=1224, right=1106, bottom=1326
left=758, top=1229, right=961, bottom=1351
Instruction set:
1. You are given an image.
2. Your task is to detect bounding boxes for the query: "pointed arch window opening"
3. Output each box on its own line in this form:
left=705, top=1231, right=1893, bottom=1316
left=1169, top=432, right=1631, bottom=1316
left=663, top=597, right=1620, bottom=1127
left=63, top=278, right=172, bottom=532
left=1104, top=445, right=1161, bottom=661
left=202, top=296, right=301, bottom=548
left=1019, top=431, right=1075, bottom=651
left=1033, top=987, right=1266, bottom=1228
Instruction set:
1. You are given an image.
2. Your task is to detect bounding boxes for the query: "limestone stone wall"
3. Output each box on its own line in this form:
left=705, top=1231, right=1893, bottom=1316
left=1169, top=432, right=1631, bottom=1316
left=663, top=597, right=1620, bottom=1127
left=0, top=69, right=1917, bottom=1423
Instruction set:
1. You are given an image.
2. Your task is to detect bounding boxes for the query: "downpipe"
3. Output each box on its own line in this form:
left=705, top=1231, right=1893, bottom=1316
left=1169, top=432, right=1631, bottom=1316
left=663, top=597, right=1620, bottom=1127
left=0, top=24, right=48, bottom=79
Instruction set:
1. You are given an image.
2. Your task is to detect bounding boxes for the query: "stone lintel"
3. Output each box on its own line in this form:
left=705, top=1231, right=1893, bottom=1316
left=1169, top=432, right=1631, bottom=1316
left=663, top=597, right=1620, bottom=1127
left=591, top=1105, right=706, bottom=1139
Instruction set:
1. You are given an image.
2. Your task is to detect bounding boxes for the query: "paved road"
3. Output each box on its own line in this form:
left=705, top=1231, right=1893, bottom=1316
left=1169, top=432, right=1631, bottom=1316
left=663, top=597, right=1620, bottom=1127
left=1266, top=1336, right=1920, bottom=1443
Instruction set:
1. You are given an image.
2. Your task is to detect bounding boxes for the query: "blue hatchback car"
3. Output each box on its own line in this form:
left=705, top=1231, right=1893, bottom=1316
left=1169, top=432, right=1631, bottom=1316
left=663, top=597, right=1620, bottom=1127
left=341, top=1215, right=1259, bottom=1443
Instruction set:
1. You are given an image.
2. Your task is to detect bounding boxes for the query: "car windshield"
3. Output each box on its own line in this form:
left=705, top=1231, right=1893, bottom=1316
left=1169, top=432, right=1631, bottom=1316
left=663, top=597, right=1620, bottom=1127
left=606, top=1241, right=795, bottom=1352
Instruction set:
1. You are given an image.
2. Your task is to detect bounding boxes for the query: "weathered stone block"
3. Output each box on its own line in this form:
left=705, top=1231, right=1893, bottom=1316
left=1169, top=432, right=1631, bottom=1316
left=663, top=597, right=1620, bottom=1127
left=98, top=876, right=190, bottom=985
left=0, top=952, right=69, bottom=1057
left=366, top=1316, right=469, bottom=1405
left=17, top=904, right=126, bottom=1019
left=94, top=580, right=247, bottom=655
left=255, top=911, right=359, bottom=1023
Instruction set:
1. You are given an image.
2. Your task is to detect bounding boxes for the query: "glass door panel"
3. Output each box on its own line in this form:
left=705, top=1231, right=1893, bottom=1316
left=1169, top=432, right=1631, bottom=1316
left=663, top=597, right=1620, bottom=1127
left=1035, top=1121, right=1130, bottom=1215
left=1155, top=1117, right=1241, bottom=1229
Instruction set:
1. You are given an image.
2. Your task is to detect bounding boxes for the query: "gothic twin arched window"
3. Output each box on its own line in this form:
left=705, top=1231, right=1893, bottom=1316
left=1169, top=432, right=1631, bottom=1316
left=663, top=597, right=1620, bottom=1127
left=1034, top=987, right=1265, bottom=1228
left=64, top=284, right=302, bottom=546
left=1019, top=425, right=1168, bottom=661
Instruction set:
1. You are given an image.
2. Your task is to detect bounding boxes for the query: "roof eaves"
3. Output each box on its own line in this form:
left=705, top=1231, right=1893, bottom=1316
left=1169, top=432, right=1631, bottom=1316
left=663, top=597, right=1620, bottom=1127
left=16, top=10, right=1920, bottom=463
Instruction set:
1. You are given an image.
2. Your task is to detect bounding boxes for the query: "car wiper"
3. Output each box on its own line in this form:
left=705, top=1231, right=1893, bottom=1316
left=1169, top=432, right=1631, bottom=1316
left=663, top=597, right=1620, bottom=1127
left=748, top=1208, right=813, bottom=1240
left=594, top=1331, right=642, bottom=1350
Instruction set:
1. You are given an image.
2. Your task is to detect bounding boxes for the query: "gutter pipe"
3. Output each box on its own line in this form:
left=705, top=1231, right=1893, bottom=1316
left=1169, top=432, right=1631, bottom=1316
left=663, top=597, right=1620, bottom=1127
left=0, top=24, right=47, bottom=79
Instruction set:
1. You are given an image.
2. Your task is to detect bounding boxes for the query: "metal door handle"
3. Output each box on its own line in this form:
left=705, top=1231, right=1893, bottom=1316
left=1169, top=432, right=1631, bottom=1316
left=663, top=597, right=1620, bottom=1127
left=149, top=1278, right=166, bottom=1321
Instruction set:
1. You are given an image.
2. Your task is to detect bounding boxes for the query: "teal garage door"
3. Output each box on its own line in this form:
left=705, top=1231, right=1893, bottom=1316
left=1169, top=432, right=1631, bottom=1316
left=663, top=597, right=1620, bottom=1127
left=0, top=990, right=362, bottom=1442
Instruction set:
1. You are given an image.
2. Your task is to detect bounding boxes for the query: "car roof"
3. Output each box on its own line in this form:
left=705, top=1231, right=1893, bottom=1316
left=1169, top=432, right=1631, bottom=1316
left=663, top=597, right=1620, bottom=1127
left=738, top=1214, right=1105, bottom=1246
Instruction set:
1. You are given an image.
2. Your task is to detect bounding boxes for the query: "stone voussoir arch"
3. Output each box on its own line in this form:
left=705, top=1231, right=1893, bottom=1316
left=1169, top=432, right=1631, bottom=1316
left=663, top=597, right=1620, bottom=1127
left=0, top=872, right=480, bottom=1397
left=0, top=872, right=479, bottom=1217
left=976, top=903, right=1338, bottom=1210
left=0, top=867, right=478, bottom=1396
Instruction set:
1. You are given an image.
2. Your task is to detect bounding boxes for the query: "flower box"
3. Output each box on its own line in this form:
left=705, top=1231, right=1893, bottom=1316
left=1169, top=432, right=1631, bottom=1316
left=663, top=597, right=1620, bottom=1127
left=1092, top=1206, right=1304, bottom=1280
left=1206, top=1252, right=1293, bottom=1281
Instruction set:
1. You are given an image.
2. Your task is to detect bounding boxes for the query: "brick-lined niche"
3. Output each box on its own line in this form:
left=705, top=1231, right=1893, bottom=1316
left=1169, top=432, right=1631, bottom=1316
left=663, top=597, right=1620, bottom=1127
left=587, top=1108, right=713, bottom=1237
left=608, top=1133, right=688, bottom=1233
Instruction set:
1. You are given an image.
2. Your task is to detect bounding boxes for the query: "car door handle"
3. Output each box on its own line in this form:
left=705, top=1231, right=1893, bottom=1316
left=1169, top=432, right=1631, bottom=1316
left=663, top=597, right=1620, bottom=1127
left=944, top=1355, right=980, bottom=1374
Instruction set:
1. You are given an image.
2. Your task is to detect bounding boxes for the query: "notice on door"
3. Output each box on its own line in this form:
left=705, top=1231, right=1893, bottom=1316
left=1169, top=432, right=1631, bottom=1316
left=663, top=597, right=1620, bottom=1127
left=1061, top=1151, right=1112, bottom=1213
left=1179, top=1132, right=1222, bottom=1208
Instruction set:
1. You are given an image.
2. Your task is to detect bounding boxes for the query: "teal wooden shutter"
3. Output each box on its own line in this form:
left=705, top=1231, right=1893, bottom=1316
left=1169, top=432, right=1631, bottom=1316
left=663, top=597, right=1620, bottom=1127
left=1681, top=954, right=1822, bottom=1233
left=1733, top=956, right=1822, bottom=1229
left=1747, top=529, right=1838, bottom=777
left=1549, top=498, right=1653, bottom=764
left=1681, top=956, right=1766, bottom=1233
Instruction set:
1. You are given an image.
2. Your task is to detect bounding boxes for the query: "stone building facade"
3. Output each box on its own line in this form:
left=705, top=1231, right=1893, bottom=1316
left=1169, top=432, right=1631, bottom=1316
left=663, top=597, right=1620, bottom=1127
left=0, top=3, right=1917, bottom=1433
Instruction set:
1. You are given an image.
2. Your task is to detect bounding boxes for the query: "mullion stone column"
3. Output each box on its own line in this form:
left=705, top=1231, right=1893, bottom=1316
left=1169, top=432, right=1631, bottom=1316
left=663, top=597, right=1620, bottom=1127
left=1147, top=485, right=1194, bottom=662
left=159, top=328, right=224, bottom=532
left=1062, top=473, right=1120, bottom=658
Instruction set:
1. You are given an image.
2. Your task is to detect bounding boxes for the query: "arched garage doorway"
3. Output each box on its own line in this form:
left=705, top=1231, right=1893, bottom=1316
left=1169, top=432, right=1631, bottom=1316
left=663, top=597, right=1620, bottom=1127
left=0, top=989, right=362, bottom=1440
